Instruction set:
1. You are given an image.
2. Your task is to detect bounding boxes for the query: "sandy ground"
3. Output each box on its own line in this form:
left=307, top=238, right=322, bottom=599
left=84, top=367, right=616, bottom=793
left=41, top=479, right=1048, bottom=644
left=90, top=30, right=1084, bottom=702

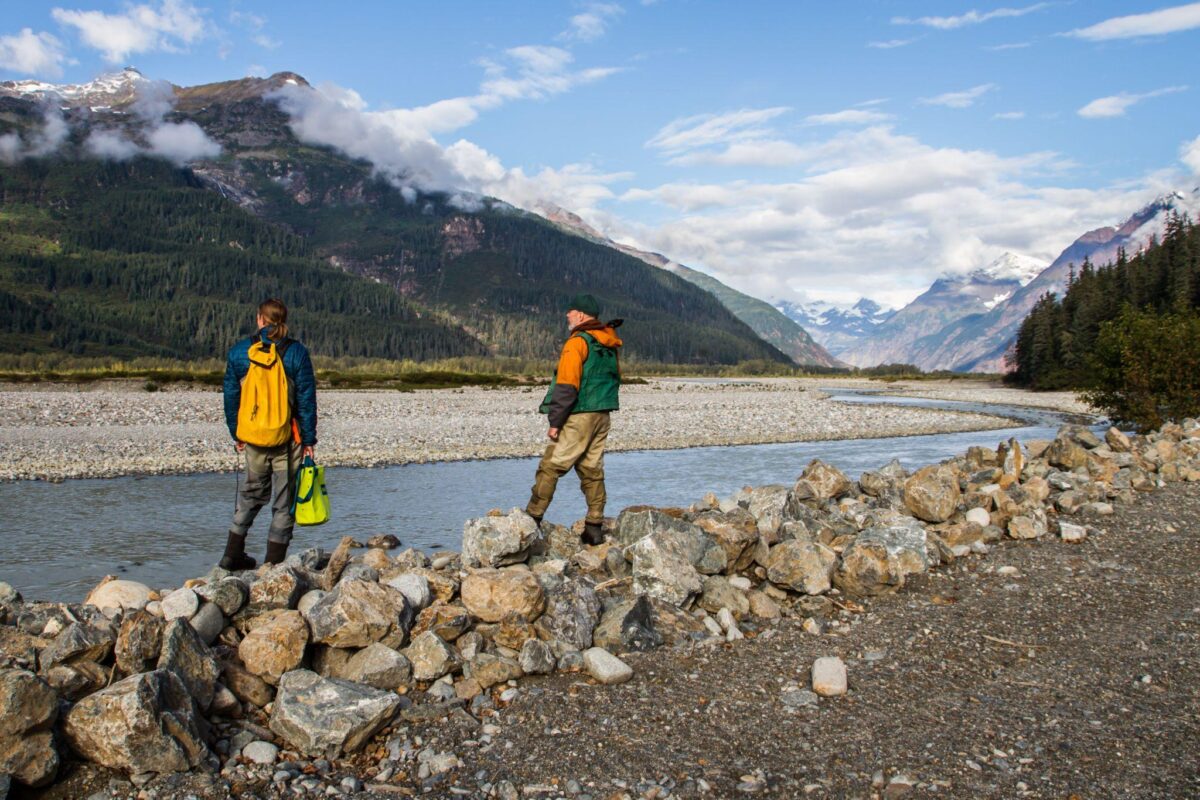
left=0, top=379, right=1074, bottom=482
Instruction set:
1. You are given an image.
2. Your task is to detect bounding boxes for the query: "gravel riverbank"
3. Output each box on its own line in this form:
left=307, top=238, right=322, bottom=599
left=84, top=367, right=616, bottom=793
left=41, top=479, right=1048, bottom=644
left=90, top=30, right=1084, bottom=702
left=0, top=380, right=1033, bottom=481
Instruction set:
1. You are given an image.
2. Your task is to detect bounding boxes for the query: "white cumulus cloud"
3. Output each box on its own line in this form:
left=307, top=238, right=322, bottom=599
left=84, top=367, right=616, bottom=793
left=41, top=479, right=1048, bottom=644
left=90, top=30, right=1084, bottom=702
left=561, top=3, right=624, bottom=41
left=919, top=83, right=996, bottom=108
left=1067, top=2, right=1200, bottom=41
left=1183, top=135, right=1200, bottom=175
left=0, top=106, right=70, bottom=163
left=1078, top=86, right=1187, bottom=119
left=0, top=28, right=68, bottom=77
left=84, top=129, right=141, bottom=160
left=146, top=121, right=221, bottom=163
left=51, top=0, right=207, bottom=63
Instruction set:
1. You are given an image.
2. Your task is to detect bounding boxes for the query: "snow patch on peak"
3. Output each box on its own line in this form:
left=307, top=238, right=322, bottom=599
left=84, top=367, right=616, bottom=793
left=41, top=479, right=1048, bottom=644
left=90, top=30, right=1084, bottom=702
left=977, top=252, right=1047, bottom=286
left=2, top=68, right=147, bottom=108
left=983, top=291, right=1013, bottom=311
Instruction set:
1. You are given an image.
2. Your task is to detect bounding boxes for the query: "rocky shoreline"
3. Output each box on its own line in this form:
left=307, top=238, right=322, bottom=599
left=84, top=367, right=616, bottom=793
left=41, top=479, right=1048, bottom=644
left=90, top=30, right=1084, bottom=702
left=1, top=413, right=1196, bottom=798
left=0, top=380, right=1030, bottom=481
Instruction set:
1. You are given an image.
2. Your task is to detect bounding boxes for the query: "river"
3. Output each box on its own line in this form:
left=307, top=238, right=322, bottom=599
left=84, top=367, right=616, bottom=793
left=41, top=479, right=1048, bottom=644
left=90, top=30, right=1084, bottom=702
left=0, top=391, right=1098, bottom=601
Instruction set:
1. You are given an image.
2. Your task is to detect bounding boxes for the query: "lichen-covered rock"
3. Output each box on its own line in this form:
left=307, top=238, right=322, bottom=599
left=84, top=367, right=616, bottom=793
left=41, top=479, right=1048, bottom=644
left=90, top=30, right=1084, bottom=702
left=766, top=540, right=838, bottom=595
left=740, top=485, right=790, bottom=542
left=402, top=631, right=460, bottom=682
left=518, top=639, right=556, bottom=674
left=304, top=580, right=412, bottom=649
left=248, top=565, right=306, bottom=611
left=790, top=460, right=853, bottom=504
left=195, top=578, right=248, bottom=617
left=220, top=660, right=274, bottom=707
left=40, top=622, right=115, bottom=668
left=460, top=569, right=545, bottom=623
left=157, top=618, right=220, bottom=711
left=237, top=610, right=309, bottom=685
left=343, top=644, right=412, bottom=690
left=115, top=611, right=164, bottom=675
left=462, top=508, right=542, bottom=568
left=63, top=670, right=208, bottom=775
left=535, top=578, right=601, bottom=651
left=411, top=602, right=472, bottom=642
left=903, top=465, right=962, bottom=523
left=613, top=507, right=693, bottom=548
left=592, top=595, right=708, bottom=652
left=1106, top=427, right=1132, bottom=453
left=0, top=669, right=59, bottom=787
left=834, top=519, right=931, bottom=596
left=269, top=669, right=401, bottom=757
left=1045, top=437, right=1089, bottom=470
left=466, top=653, right=523, bottom=689
left=698, top=575, right=750, bottom=618
left=692, top=509, right=760, bottom=572
left=84, top=579, right=152, bottom=614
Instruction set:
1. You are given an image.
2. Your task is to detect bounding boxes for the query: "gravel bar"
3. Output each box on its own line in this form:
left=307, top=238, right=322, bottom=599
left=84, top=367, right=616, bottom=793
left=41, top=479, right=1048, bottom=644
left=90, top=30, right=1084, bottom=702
left=0, top=380, right=1029, bottom=481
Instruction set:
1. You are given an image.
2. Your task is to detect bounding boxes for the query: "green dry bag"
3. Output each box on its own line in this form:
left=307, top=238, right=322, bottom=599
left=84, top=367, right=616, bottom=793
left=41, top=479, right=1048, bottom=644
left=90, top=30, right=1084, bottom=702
left=292, top=456, right=330, bottom=526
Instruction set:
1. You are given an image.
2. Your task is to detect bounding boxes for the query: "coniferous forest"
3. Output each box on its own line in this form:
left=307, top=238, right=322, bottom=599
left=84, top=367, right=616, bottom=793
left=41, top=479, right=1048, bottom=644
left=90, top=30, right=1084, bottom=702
left=1006, top=213, right=1200, bottom=429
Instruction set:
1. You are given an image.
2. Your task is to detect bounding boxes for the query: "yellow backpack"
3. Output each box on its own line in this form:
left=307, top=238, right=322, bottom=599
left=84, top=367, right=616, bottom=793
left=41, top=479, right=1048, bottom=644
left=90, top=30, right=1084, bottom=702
left=236, top=339, right=293, bottom=447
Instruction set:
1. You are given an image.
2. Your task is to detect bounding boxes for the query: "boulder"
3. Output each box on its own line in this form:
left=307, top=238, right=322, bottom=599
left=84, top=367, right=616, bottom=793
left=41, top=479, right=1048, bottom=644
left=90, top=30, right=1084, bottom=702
left=691, top=510, right=760, bottom=572
left=237, top=610, right=309, bottom=685
left=248, top=565, right=306, bottom=611
left=338, top=563, right=380, bottom=584
left=740, top=486, right=791, bottom=541
left=1007, top=509, right=1048, bottom=540
left=269, top=669, right=401, bottom=757
left=157, top=619, right=220, bottom=711
left=411, top=603, right=472, bottom=642
left=466, top=654, right=523, bottom=689
left=747, top=591, right=781, bottom=619
left=461, top=508, right=542, bottom=568
left=1045, top=437, right=1089, bottom=470
left=535, top=579, right=601, bottom=651
left=160, top=587, right=200, bottom=621
left=903, top=466, right=961, bottom=523
left=63, top=670, right=208, bottom=775
left=790, top=460, right=853, bottom=503
left=518, top=639, right=556, bottom=674
left=190, top=602, right=225, bottom=645
left=296, top=590, right=326, bottom=616
left=115, top=611, right=164, bottom=675
left=1106, top=427, right=1132, bottom=453
left=592, top=596, right=707, bottom=652
left=343, top=644, right=412, bottom=690
left=84, top=579, right=152, bottom=614
left=766, top=540, right=838, bottom=595
left=310, top=645, right=355, bottom=679
left=494, top=613, right=536, bottom=650
left=613, top=507, right=694, bottom=548
left=40, top=622, right=114, bottom=668
left=834, top=519, right=931, bottom=596
left=385, top=573, right=432, bottom=611
left=220, top=660, right=274, bottom=707
left=304, top=580, right=412, bottom=649
left=0, top=669, right=59, bottom=787
left=195, top=578, right=248, bottom=617
left=582, top=648, right=633, bottom=685
left=403, top=631, right=461, bottom=682
left=625, top=523, right=724, bottom=605
left=811, top=656, right=847, bottom=697
left=698, top=576, right=750, bottom=618
left=460, top=570, right=545, bottom=623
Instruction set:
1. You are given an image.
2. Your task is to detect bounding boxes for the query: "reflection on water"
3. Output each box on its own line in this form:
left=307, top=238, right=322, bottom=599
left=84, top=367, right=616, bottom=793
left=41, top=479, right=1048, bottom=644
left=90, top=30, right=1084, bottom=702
left=0, top=391, right=1097, bottom=601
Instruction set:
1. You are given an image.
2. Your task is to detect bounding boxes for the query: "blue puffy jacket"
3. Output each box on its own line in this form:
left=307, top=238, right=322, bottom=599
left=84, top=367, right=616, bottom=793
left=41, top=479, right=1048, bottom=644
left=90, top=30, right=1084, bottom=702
left=223, top=328, right=318, bottom=446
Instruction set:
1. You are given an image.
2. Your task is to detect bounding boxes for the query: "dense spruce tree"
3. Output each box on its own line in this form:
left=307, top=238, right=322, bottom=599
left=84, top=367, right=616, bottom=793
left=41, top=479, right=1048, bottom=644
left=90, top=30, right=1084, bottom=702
left=1007, top=212, right=1200, bottom=428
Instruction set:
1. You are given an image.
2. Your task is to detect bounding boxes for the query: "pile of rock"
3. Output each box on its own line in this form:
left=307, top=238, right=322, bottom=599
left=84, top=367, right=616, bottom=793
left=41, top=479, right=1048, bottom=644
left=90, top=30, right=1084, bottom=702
left=0, top=419, right=1196, bottom=793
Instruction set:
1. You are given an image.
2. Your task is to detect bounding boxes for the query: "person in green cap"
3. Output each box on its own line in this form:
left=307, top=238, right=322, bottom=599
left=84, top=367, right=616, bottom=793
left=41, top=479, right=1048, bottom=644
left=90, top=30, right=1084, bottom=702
left=526, top=293, right=623, bottom=544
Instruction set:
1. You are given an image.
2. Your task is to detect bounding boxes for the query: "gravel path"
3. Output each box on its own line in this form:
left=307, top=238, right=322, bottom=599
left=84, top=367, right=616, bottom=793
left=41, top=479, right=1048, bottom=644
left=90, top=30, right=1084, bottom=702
left=0, top=381, right=1026, bottom=481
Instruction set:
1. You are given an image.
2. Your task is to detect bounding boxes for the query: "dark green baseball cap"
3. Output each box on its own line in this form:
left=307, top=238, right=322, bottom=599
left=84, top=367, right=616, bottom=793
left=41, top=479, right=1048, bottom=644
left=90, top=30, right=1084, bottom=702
left=567, top=293, right=600, bottom=317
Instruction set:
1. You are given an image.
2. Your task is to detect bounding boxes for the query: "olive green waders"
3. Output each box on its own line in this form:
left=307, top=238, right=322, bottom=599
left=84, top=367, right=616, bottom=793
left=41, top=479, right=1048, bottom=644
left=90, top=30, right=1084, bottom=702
left=526, top=411, right=611, bottom=524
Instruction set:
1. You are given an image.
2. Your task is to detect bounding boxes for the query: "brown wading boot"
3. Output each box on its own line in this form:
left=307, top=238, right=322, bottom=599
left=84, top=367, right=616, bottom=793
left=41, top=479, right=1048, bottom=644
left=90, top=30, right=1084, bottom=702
left=264, top=540, right=289, bottom=565
left=218, top=532, right=257, bottom=571
left=582, top=522, right=605, bottom=546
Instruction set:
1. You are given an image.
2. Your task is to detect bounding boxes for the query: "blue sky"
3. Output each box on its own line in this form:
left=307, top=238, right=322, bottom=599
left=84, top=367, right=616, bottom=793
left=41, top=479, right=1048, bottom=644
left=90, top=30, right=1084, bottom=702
left=3, top=1, right=1200, bottom=308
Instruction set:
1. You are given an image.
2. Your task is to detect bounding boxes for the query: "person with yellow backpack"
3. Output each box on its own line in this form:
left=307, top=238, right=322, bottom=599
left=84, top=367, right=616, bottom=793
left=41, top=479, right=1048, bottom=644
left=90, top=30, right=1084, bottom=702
left=219, top=298, right=318, bottom=570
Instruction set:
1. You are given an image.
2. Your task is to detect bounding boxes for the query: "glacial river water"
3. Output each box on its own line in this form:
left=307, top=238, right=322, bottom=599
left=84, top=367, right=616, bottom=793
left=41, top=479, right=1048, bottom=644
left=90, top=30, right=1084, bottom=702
left=0, top=391, right=1099, bottom=601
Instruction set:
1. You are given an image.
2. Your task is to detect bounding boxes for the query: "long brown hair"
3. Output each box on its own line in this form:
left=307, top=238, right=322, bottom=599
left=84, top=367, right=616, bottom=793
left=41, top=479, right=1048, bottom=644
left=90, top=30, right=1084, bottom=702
left=258, top=298, right=288, bottom=341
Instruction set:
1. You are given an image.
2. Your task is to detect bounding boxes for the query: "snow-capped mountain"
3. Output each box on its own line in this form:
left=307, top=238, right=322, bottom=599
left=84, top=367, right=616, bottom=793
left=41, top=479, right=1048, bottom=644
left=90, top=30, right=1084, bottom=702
left=776, top=298, right=896, bottom=356
left=837, top=252, right=1048, bottom=368
left=1, top=68, right=146, bottom=110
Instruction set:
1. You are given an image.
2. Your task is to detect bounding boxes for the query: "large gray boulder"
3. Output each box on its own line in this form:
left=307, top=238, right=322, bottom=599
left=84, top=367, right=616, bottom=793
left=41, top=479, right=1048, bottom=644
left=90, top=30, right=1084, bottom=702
left=304, top=580, right=412, bottom=649
left=0, top=669, right=59, bottom=787
left=740, top=486, right=790, bottom=542
left=84, top=579, right=152, bottom=614
left=270, top=670, right=401, bottom=757
left=834, top=519, right=932, bottom=596
left=614, top=507, right=695, bottom=548
left=536, top=578, right=602, bottom=650
left=157, top=619, right=220, bottom=711
left=592, top=596, right=708, bottom=652
left=766, top=540, right=838, bottom=595
left=63, top=670, right=208, bottom=775
left=462, top=508, right=542, bottom=568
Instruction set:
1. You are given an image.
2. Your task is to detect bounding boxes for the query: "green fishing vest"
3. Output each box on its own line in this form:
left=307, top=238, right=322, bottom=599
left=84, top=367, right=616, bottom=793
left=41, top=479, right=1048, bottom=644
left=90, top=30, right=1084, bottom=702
left=539, top=331, right=621, bottom=415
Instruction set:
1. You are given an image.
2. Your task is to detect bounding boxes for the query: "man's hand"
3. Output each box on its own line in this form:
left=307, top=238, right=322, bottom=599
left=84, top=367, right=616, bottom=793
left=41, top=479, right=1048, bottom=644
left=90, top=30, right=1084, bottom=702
left=302, top=445, right=315, bottom=459
left=547, top=427, right=560, bottom=441
left=235, top=441, right=246, bottom=453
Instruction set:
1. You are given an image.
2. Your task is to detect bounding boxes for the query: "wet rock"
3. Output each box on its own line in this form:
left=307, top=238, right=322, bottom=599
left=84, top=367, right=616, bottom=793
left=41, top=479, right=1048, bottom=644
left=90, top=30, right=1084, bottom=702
left=903, top=466, right=961, bottom=523
left=583, top=648, right=632, bottom=684
left=158, top=618, right=220, bottom=711
left=411, top=602, right=472, bottom=642
left=40, top=622, right=114, bottom=668
left=462, top=508, right=542, bottom=568
left=518, top=639, right=556, bottom=674
left=766, top=540, right=838, bottom=595
left=63, top=669, right=208, bottom=775
left=248, top=566, right=306, bottom=611
left=811, top=656, right=847, bottom=696
left=221, top=660, right=274, bottom=707
left=367, top=534, right=402, bottom=550
left=698, top=575, right=750, bottom=618
left=790, top=460, right=853, bottom=504
left=195, top=578, right=248, bottom=617
left=237, top=610, right=309, bottom=685
left=403, top=631, right=461, bottom=681
left=536, top=578, right=602, bottom=651
left=269, top=669, right=401, bottom=757
left=304, top=580, right=412, bottom=649
left=160, top=587, right=200, bottom=621
left=344, top=644, right=412, bottom=690
left=0, top=669, right=59, bottom=787
left=84, top=579, right=152, bottom=614
left=460, top=569, right=545, bottom=623
left=115, top=611, right=164, bottom=675
left=385, top=573, right=432, bottom=611
left=834, top=519, right=931, bottom=596
left=467, top=653, right=523, bottom=689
